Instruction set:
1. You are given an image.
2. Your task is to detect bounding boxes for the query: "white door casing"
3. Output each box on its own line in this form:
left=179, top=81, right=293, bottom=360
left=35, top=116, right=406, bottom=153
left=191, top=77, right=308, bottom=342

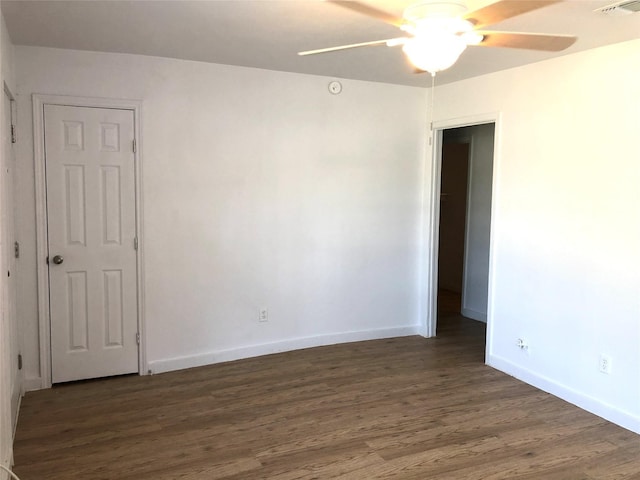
left=44, top=104, right=139, bottom=383
left=423, top=112, right=499, bottom=360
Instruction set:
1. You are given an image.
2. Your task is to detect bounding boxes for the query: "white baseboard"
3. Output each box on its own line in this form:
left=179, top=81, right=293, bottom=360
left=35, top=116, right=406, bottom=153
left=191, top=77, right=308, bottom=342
left=488, top=354, right=640, bottom=435
left=148, top=325, right=420, bottom=375
left=22, top=377, right=43, bottom=392
left=461, top=307, right=487, bottom=323
left=417, top=324, right=432, bottom=338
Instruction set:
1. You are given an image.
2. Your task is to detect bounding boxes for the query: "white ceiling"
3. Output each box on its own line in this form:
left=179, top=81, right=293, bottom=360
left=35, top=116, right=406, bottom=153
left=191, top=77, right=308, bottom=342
left=1, top=0, right=639, bottom=87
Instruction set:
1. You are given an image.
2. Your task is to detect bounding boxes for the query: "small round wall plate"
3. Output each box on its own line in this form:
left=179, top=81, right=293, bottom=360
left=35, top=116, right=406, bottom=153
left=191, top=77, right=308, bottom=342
left=328, top=81, right=342, bottom=95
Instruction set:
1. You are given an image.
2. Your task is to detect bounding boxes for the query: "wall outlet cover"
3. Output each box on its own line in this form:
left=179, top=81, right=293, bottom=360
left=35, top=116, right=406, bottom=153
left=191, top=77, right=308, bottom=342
left=599, top=354, right=612, bottom=374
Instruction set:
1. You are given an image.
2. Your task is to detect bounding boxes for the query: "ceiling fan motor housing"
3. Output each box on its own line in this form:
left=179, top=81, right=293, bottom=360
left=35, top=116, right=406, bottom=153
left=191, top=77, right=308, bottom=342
left=403, top=1, right=468, bottom=23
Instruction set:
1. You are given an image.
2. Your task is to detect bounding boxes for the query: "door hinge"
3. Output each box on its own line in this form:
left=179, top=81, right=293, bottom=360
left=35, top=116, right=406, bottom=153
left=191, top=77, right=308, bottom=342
left=14, top=241, right=19, bottom=259
left=132, top=139, right=136, bottom=153
left=10, top=124, right=16, bottom=144
left=17, top=353, right=22, bottom=370
left=136, top=332, right=141, bottom=345
left=134, top=237, right=138, bottom=250
left=46, top=256, right=49, bottom=265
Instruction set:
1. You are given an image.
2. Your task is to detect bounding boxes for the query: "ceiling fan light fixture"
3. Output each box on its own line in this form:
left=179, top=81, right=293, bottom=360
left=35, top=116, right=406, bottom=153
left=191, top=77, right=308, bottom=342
left=461, top=31, right=484, bottom=45
left=402, top=33, right=467, bottom=75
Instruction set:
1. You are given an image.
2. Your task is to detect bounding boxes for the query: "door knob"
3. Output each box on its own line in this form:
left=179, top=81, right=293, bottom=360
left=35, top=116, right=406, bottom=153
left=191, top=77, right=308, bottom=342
left=52, top=255, right=64, bottom=265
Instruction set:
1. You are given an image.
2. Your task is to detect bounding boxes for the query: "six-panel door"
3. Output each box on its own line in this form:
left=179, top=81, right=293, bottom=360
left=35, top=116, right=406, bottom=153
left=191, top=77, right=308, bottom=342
left=44, top=104, right=138, bottom=383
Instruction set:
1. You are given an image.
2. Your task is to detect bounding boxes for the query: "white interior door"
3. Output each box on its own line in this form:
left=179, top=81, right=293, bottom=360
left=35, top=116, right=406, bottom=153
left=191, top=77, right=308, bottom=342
left=0, top=88, right=19, bottom=467
left=44, top=104, right=139, bottom=383
left=3, top=90, right=19, bottom=430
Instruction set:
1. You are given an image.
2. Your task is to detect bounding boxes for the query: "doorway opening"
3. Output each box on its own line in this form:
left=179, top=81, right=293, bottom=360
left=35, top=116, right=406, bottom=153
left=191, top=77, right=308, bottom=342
left=434, top=122, right=495, bottom=343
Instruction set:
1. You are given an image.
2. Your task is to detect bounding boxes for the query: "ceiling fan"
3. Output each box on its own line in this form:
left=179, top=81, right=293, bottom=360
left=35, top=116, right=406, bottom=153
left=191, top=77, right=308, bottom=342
left=299, top=0, right=578, bottom=75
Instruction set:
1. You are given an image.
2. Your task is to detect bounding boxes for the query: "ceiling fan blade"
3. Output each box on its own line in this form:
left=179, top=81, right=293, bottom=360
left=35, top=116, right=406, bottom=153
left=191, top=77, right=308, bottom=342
left=475, top=31, right=577, bottom=51
left=298, top=38, right=407, bottom=56
left=328, top=1, right=405, bottom=27
left=464, top=0, right=564, bottom=29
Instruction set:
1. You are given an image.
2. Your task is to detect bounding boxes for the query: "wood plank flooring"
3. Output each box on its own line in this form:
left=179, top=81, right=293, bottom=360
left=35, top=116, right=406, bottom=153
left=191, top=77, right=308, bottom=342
left=13, top=312, right=640, bottom=479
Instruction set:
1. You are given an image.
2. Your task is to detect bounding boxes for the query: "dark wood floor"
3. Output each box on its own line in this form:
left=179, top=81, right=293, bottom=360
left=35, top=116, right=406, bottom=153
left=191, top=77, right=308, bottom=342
left=13, top=304, right=640, bottom=479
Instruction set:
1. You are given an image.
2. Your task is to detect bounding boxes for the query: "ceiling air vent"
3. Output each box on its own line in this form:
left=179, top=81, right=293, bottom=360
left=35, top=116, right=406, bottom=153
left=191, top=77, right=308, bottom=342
left=596, top=0, right=640, bottom=15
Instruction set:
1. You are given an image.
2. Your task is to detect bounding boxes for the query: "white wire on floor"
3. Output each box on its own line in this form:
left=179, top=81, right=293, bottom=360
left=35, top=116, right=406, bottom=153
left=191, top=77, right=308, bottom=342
left=0, top=464, right=22, bottom=480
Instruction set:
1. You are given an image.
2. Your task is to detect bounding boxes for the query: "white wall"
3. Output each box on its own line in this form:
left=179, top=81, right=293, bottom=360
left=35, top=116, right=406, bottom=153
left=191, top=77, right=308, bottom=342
left=14, top=47, right=428, bottom=381
left=429, top=39, right=640, bottom=433
left=0, top=10, right=17, bottom=477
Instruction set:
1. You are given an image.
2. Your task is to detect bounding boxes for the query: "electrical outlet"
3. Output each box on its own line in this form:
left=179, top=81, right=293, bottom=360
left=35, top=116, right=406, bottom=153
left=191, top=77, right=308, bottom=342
left=516, top=338, right=529, bottom=351
left=259, top=308, right=268, bottom=322
left=599, top=354, right=612, bottom=374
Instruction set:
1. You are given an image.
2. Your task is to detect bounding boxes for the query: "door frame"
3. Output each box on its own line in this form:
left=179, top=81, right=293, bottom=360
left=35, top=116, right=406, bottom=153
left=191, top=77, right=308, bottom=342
left=424, top=112, right=500, bottom=358
left=33, top=94, right=146, bottom=388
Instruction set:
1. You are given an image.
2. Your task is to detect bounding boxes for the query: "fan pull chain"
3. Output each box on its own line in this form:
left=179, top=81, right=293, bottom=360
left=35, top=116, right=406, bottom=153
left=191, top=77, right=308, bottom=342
left=429, top=72, right=435, bottom=145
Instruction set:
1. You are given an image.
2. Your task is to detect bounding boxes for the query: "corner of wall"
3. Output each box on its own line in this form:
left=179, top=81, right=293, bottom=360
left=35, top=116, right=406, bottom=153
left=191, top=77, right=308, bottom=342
left=0, top=11, right=16, bottom=93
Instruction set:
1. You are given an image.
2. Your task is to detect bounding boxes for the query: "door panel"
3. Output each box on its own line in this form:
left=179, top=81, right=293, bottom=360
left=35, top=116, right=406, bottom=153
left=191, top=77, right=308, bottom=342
left=2, top=89, right=20, bottom=455
left=44, top=104, right=138, bottom=383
